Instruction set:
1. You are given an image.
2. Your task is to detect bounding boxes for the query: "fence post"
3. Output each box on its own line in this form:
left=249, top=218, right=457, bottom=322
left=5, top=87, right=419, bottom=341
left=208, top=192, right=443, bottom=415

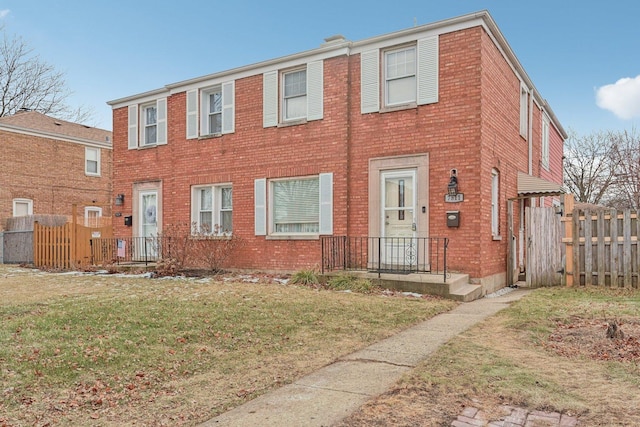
left=562, top=194, right=574, bottom=286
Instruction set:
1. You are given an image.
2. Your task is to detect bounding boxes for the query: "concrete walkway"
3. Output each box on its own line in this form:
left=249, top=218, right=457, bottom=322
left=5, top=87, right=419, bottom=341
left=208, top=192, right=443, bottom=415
left=201, top=288, right=533, bottom=427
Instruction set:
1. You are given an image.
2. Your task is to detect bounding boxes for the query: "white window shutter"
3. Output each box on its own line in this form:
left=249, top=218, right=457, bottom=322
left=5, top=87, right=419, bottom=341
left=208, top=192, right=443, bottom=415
left=156, top=98, right=168, bottom=145
left=254, top=178, right=267, bottom=235
left=307, top=60, right=323, bottom=121
left=186, top=90, right=198, bottom=139
left=319, top=172, right=333, bottom=235
left=263, top=71, right=278, bottom=127
left=128, top=105, right=138, bottom=149
left=417, top=36, right=439, bottom=105
left=361, top=49, right=380, bottom=114
left=222, top=81, right=235, bottom=134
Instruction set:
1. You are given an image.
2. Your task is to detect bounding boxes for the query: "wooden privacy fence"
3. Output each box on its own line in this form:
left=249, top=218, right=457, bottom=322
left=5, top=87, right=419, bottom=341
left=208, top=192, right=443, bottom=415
left=33, top=220, right=112, bottom=269
left=563, top=195, right=639, bottom=288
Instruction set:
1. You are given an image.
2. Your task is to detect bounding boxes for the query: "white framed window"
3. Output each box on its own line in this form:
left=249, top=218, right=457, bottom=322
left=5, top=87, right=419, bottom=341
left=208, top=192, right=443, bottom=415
left=384, top=45, right=416, bottom=106
left=85, top=147, right=100, bottom=176
left=519, top=84, right=528, bottom=138
left=84, top=206, right=103, bottom=227
left=254, top=173, right=333, bottom=236
left=491, top=169, right=500, bottom=238
left=13, top=198, right=33, bottom=217
left=263, top=61, right=323, bottom=127
left=192, top=184, right=233, bottom=235
left=186, top=81, right=235, bottom=139
left=283, top=68, right=307, bottom=121
left=542, top=114, right=550, bottom=169
left=272, top=177, right=319, bottom=233
left=361, top=36, right=438, bottom=114
left=142, top=103, right=157, bottom=145
left=205, top=87, right=222, bottom=135
left=127, top=98, right=167, bottom=149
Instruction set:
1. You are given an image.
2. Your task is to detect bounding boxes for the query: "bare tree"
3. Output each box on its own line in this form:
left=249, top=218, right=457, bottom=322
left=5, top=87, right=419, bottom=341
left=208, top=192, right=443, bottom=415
left=563, top=130, right=620, bottom=206
left=0, top=29, right=94, bottom=123
left=608, top=129, right=640, bottom=209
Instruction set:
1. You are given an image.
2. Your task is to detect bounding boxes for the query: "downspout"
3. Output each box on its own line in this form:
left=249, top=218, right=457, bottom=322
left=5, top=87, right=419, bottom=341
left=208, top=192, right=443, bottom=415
left=528, top=86, right=533, bottom=176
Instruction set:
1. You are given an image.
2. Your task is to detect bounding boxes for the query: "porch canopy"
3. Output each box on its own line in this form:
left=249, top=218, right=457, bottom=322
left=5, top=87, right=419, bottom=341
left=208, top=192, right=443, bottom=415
left=516, top=172, right=565, bottom=199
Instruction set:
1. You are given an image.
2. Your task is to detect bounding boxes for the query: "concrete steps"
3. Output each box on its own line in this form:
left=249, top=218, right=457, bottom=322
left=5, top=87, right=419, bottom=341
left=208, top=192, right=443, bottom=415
left=323, top=271, right=483, bottom=302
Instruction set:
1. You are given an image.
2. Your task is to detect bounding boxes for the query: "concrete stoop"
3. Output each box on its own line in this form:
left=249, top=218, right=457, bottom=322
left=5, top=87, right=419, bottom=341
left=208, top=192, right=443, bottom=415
left=326, top=271, right=483, bottom=302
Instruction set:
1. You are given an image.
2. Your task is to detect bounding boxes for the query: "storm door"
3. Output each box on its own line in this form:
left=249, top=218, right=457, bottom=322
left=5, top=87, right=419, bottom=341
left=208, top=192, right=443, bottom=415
left=138, top=190, right=158, bottom=259
left=381, top=170, right=417, bottom=269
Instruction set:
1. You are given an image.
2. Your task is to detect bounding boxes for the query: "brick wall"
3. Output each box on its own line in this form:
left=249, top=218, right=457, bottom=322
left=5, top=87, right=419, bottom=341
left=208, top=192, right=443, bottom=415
left=112, top=25, right=563, bottom=280
left=0, top=130, right=112, bottom=230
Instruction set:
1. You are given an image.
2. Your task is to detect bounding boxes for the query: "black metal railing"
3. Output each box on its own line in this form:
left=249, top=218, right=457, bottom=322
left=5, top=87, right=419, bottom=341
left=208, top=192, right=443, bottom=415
left=321, top=236, right=449, bottom=282
left=90, top=237, right=173, bottom=266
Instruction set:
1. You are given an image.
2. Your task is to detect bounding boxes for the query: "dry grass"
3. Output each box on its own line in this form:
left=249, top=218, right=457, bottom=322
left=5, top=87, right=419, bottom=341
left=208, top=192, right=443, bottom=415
left=338, top=286, right=640, bottom=426
left=0, top=265, right=456, bottom=426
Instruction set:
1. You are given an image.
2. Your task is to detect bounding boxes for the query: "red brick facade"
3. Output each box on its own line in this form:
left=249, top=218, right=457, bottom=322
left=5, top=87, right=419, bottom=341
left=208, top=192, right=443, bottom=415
left=0, top=112, right=112, bottom=230
left=109, top=12, right=565, bottom=289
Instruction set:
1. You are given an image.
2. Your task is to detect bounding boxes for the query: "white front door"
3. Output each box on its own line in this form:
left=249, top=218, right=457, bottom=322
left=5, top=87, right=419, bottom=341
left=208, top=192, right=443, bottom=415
left=139, top=190, right=158, bottom=258
left=381, top=170, right=417, bottom=268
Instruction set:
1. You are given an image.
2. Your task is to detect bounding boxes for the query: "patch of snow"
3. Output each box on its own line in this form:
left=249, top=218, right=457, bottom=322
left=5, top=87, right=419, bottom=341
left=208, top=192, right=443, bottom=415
left=485, top=286, right=517, bottom=298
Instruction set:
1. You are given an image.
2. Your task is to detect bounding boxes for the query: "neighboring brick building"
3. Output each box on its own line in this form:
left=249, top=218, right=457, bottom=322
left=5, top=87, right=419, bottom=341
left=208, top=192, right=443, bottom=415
left=107, top=11, right=566, bottom=292
left=0, top=110, right=112, bottom=229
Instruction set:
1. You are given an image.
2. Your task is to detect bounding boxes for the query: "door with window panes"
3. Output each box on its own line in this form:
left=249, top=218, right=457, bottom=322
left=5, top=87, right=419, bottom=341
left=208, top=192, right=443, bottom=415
left=381, top=170, right=417, bottom=269
left=138, top=190, right=158, bottom=259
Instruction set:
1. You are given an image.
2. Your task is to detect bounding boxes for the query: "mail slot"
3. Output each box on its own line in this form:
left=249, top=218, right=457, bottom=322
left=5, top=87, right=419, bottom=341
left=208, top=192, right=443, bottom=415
left=124, top=215, right=133, bottom=227
left=446, top=210, right=460, bottom=228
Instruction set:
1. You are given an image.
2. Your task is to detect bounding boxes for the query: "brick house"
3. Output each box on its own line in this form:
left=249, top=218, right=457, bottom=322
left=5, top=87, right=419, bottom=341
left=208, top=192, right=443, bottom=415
left=0, top=110, right=112, bottom=229
left=107, top=11, right=566, bottom=292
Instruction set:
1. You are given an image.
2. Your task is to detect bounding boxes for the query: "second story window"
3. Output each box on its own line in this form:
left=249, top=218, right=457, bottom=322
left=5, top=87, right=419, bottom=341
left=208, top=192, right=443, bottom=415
left=127, top=98, right=167, bottom=149
left=542, top=114, right=550, bottom=169
left=85, top=147, right=100, bottom=176
left=283, top=69, right=307, bottom=121
left=385, top=46, right=416, bottom=106
left=207, top=89, right=222, bottom=135
left=263, top=60, right=324, bottom=127
left=361, top=36, right=438, bottom=114
left=186, top=82, right=235, bottom=139
left=143, top=104, right=157, bottom=145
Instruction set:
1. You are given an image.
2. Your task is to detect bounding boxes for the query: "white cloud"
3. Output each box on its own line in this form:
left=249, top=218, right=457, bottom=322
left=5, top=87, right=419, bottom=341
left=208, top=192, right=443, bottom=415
left=0, top=9, right=9, bottom=19
left=596, top=75, right=640, bottom=120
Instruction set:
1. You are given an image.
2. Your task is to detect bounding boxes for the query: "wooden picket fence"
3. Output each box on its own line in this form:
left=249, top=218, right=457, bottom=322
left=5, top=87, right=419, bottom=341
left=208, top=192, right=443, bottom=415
left=33, top=220, right=112, bottom=269
left=563, top=195, right=639, bottom=288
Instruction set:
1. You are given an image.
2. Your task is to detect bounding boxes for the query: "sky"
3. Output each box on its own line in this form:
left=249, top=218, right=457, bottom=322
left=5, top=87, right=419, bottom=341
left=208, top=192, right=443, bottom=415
left=1, top=0, right=639, bottom=136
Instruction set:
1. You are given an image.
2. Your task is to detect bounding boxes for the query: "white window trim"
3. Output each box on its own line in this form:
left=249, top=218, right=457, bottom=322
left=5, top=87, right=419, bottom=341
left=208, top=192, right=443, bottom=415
left=542, top=113, right=550, bottom=170
left=191, top=183, right=233, bottom=236
left=519, top=84, right=528, bottom=138
left=201, top=85, right=223, bottom=136
left=13, top=198, right=33, bottom=217
left=128, top=98, right=167, bottom=149
left=263, top=61, right=323, bottom=127
left=281, top=67, right=307, bottom=122
left=383, top=44, right=417, bottom=108
left=141, top=102, right=158, bottom=146
left=85, top=147, right=101, bottom=176
left=84, top=206, right=103, bottom=227
left=361, top=36, right=438, bottom=114
left=254, top=173, right=333, bottom=238
left=491, top=169, right=500, bottom=239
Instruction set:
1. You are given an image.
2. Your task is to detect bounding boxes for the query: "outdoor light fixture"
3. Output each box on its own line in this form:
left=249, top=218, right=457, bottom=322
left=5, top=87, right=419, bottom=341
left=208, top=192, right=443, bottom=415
left=447, top=169, right=458, bottom=196
left=115, top=194, right=125, bottom=206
